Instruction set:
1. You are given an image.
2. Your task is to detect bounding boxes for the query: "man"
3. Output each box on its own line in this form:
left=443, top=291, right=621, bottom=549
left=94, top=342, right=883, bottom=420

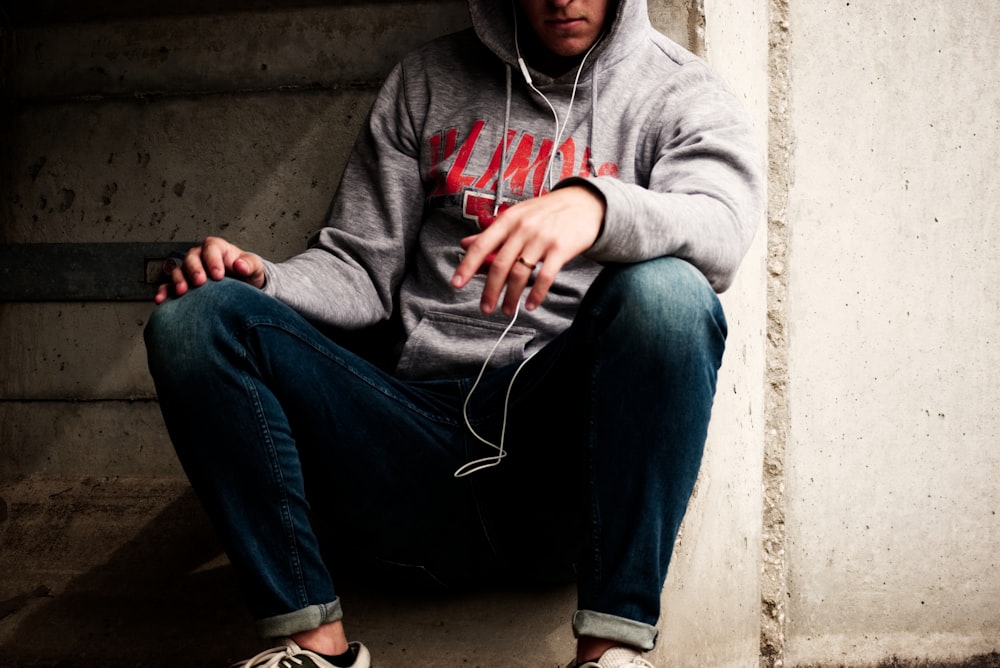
left=145, top=0, right=763, bottom=666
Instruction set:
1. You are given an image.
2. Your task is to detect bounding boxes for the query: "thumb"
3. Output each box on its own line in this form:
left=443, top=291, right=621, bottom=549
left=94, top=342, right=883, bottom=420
left=233, top=254, right=265, bottom=287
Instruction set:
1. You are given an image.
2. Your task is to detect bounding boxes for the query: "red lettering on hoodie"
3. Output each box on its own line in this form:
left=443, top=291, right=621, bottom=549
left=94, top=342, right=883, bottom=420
left=462, top=191, right=512, bottom=230
left=473, top=129, right=519, bottom=191
left=426, top=121, right=618, bottom=201
left=445, top=120, right=485, bottom=195
left=427, top=121, right=485, bottom=198
left=427, top=129, right=457, bottom=197
left=597, top=162, right=618, bottom=177
left=504, top=134, right=553, bottom=197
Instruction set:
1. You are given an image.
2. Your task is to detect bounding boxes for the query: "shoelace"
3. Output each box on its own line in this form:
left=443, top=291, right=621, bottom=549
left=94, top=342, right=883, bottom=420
left=572, top=647, right=656, bottom=668
left=600, top=647, right=655, bottom=667
left=234, top=640, right=317, bottom=668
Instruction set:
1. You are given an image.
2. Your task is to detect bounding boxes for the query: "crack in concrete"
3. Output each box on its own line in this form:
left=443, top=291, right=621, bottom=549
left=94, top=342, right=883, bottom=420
left=762, top=0, right=793, bottom=666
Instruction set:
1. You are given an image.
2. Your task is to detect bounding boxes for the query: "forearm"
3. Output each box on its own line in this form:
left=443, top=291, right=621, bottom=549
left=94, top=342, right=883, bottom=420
left=579, top=176, right=760, bottom=292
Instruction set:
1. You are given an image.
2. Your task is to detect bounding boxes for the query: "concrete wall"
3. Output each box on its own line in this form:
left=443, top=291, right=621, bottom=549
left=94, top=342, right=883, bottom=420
left=0, top=2, right=769, bottom=666
left=773, top=2, right=1000, bottom=665
left=660, top=0, right=770, bottom=666
left=0, top=2, right=474, bottom=479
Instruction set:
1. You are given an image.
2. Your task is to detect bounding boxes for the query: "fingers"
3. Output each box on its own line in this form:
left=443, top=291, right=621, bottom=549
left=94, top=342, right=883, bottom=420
left=232, top=253, right=266, bottom=288
left=154, top=252, right=194, bottom=304
left=197, top=236, right=266, bottom=285
left=197, top=239, right=227, bottom=282
left=452, top=235, right=494, bottom=288
left=154, top=281, right=174, bottom=305
left=155, top=237, right=265, bottom=303
left=461, top=219, right=571, bottom=316
left=452, top=186, right=605, bottom=315
left=486, top=246, right=539, bottom=316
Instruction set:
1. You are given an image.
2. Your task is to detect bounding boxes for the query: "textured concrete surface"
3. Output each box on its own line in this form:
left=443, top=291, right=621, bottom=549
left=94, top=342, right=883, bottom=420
left=5, top=0, right=997, bottom=665
left=777, top=1, right=1000, bottom=665
left=2, top=2, right=772, bottom=667
left=0, top=478, right=256, bottom=667
left=0, top=477, right=582, bottom=667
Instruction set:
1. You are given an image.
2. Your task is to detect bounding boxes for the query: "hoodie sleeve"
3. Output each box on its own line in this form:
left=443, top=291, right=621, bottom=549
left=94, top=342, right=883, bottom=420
left=260, top=63, right=424, bottom=328
left=572, top=66, right=764, bottom=293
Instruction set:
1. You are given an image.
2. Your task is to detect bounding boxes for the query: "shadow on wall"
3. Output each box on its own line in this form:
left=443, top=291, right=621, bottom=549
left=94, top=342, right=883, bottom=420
left=0, top=7, right=577, bottom=665
left=3, top=0, right=455, bottom=27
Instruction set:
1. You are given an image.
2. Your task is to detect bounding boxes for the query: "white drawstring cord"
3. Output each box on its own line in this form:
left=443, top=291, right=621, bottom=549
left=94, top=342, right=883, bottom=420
left=588, top=61, right=600, bottom=175
left=495, top=64, right=514, bottom=216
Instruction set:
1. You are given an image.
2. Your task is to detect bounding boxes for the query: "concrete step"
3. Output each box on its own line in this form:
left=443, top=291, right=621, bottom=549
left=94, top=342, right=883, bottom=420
left=0, top=476, right=579, bottom=667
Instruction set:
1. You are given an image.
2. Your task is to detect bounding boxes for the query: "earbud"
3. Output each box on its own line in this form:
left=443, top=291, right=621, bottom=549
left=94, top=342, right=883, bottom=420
left=517, top=57, right=533, bottom=86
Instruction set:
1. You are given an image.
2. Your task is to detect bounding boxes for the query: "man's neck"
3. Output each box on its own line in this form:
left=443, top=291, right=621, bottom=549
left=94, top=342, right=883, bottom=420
left=520, top=39, right=586, bottom=79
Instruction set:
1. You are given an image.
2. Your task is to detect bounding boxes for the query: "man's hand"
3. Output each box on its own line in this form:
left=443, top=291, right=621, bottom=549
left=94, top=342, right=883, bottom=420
left=451, top=185, right=605, bottom=316
left=155, top=236, right=265, bottom=304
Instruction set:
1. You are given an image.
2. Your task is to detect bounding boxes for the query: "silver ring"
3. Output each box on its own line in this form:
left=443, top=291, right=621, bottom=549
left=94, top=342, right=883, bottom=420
left=163, top=251, right=186, bottom=274
left=518, top=256, right=537, bottom=270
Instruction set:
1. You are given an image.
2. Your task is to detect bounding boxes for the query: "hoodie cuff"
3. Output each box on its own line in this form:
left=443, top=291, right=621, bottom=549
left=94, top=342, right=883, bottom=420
left=259, top=259, right=280, bottom=294
left=553, top=176, right=610, bottom=249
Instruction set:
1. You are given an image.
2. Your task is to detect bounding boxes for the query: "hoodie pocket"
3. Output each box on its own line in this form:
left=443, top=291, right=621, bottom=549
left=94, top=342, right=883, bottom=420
left=396, top=310, right=536, bottom=379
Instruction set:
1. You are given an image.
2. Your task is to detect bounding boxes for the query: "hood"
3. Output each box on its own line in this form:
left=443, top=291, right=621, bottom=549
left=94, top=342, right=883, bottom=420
left=467, top=0, right=650, bottom=83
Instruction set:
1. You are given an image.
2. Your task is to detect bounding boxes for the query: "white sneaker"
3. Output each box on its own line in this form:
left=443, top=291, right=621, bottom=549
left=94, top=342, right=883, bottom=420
left=234, top=639, right=371, bottom=668
left=573, top=646, right=656, bottom=667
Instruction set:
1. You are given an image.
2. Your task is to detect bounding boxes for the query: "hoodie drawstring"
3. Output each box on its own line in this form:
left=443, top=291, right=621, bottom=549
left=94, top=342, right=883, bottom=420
left=495, top=64, right=514, bottom=216
left=588, top=61, right=600, bottom=176
left=498, top=35, right=604, bottom=204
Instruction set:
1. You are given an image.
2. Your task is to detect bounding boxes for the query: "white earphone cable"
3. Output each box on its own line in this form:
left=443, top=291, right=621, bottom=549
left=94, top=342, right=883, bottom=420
left=455, top=7, right=602, bottom=477
left=454, top=300, right=537, bottom=478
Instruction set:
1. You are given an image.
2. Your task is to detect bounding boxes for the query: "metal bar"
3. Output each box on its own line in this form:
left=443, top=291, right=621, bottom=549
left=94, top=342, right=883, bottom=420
left=0, top=242, right=199, bottom=301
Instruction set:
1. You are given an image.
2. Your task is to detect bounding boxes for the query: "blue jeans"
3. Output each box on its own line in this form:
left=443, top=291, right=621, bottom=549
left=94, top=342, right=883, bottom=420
left=144, top=256, right=727, bottom=651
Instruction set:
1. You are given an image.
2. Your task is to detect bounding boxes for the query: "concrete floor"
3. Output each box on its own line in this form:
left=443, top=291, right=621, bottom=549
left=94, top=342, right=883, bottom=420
left=0, top=476, right=579, bottom=667
left=4, top=478, right=1000, bottom=668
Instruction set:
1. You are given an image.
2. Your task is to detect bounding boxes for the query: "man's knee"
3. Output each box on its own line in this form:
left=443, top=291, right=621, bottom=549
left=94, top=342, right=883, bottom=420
left=144, top=279, right=257, bottom=376
left=590, top=257, right=728, bottom=349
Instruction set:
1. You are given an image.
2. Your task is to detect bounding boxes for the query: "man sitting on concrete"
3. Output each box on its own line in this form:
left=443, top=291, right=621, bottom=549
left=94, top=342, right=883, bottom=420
left=144, top=0, right=762, bottom=666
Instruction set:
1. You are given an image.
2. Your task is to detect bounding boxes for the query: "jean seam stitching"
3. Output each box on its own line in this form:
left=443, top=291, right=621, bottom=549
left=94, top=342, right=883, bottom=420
left=244, top=317, right=460, bottom=426
left=237, top=328, right=310, bottom=609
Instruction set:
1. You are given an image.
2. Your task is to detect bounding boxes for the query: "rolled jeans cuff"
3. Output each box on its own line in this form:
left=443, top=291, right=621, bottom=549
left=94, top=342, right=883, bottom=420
left=572, top=610, right=659, bottom=651
left=255, top=598, right=344, bottom=639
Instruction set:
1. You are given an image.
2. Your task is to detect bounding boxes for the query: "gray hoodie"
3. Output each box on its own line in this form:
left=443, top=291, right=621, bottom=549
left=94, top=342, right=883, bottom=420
left=262, top=0, right=763, bottom=380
